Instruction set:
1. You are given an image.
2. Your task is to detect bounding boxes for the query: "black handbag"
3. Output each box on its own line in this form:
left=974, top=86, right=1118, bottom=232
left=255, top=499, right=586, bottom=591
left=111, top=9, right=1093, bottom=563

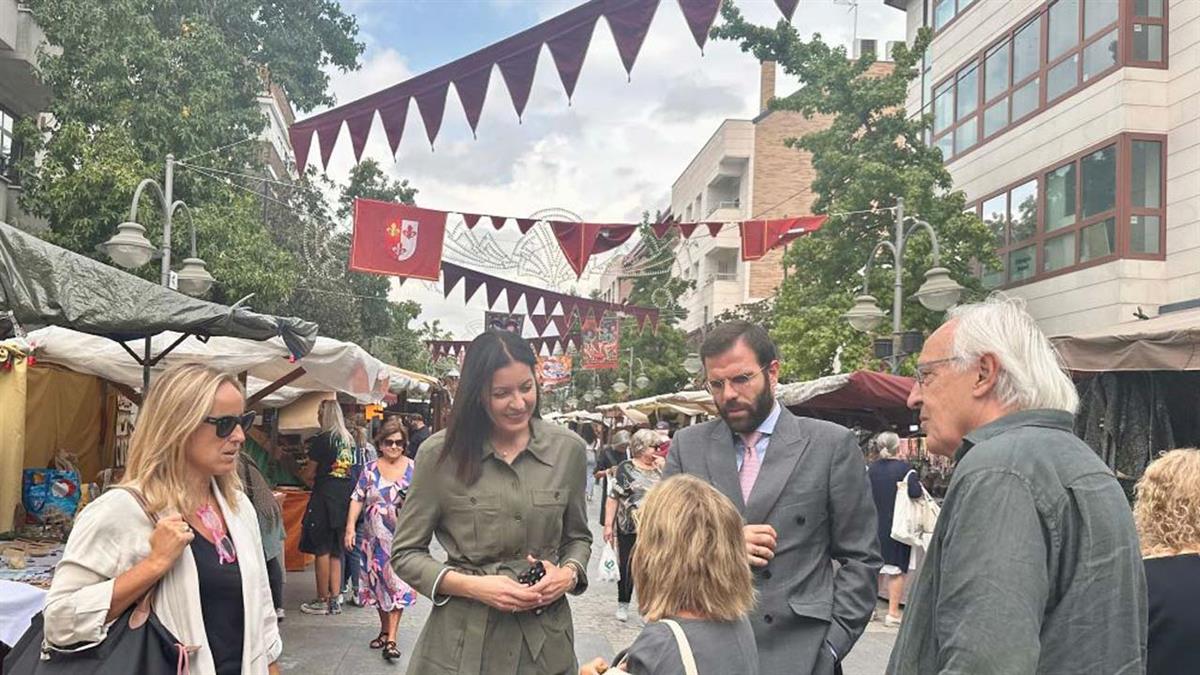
left=3, top=488, right=192, bottom=674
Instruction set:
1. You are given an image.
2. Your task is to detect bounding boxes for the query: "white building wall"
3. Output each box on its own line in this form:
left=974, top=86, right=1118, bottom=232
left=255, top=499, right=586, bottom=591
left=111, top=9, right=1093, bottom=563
left=899, top=0, right=1200, bottom=335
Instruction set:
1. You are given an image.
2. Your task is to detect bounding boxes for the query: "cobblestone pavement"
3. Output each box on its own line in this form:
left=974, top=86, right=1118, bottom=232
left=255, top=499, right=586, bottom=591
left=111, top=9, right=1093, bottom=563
left=277, top=494, right=898, bottom=673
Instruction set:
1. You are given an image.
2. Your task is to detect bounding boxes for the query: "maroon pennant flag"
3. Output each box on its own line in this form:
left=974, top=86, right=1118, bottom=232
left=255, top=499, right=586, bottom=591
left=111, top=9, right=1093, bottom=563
left=347, top=109, right=375, bottom=162
left=379, top=98, right=410, bottom=156
left=551, top=222, right=637, bottom=277
left=491, top=216, right=507, bottom=230
left=775, top=0, right=799, bottom=20
left=351, top=199, right=446, bottom=280
left=547, top=16, right=599, bottom=102
left=415, top=81, right=450, bottom=147
left=530, top=314, right=551, bottom=336
left=606, top=0, right=660, bottom=77
left=739, top=216, right=828, bottom=261
left=462, top=213, right=482, bottom=229
left=463, top=276, right=485, bottom=303
left=506, top=286, right=525, bottom=312
left=706, top=221, right=724, bottom=237
left=316, top=119, right=343, bottom=170
left=544, top=296, right=562, bottom=316
left=497, top=46, right=542, bottom=121
left=525, top=290, right=544, bottom=315
left=678, top=222, right=700, bottom=238
left=677, top=0, right=723, bottom=52
left=516, top=218, right=537, bottom=234
left=290, top=127, right=313, bottom=176
left=441, top=264, right=466, bottom=295
left=651, top=220, right=673, bottom=239
left=551, top=314, right=570, bottom=336
left=485, top=280, right=504, bottom=309
left=454, top=65, right=492, bottom=137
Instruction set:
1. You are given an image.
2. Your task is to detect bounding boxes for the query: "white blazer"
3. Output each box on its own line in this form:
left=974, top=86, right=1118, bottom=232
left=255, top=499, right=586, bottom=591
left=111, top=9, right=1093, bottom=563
left=43, top=481, right=283, bottom=674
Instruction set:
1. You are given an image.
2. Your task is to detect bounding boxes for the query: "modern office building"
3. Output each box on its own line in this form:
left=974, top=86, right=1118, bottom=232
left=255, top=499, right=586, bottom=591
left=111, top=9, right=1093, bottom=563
left=889, top=0, right=1198, bottom=334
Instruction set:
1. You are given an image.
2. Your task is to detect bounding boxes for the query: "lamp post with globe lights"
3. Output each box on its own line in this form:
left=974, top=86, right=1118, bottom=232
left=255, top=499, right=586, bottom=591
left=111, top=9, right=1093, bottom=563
left=612, top=347, right=651, bottom=396
left=843, top=198, right=964, bottom=372
left=99, top=154, right=216, bottom=297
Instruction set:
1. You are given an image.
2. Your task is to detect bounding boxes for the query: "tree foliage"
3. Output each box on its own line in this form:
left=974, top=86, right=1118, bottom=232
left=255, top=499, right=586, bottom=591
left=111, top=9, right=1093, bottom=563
left=713, top=4, right=996, bottom=380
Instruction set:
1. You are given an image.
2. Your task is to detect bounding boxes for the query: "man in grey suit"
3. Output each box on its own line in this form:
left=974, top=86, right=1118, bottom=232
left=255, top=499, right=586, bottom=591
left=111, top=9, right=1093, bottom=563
left=664, top=321, right=882, bottom=675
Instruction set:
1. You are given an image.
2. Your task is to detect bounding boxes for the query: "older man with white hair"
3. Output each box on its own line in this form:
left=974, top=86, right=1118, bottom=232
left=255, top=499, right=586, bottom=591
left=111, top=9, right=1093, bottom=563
left=887, top=296, right=1146, bottom=675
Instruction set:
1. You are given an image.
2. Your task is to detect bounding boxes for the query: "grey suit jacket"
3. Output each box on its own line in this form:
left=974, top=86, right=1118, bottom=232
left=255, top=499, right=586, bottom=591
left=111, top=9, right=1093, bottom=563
left=664, top=405, right=882, bottom=675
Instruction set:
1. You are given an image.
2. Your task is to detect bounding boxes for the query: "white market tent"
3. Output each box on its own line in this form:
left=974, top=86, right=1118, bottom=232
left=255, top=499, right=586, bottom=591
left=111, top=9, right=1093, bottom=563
left=26, top=326, right=393, bottom=407
left=596, top=390, right=715, bottom=421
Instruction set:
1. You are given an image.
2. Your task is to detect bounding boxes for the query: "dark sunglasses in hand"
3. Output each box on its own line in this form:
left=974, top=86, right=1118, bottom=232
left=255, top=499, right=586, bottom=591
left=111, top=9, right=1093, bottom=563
left=204, top=411, right=257, bottom=438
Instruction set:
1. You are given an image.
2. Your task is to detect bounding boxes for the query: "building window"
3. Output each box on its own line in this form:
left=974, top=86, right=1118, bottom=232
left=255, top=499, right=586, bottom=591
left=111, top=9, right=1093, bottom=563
left=933, top=0, right=981, bottom=32
left=969, top=133, right=1166, bottom=287
left=0, top=109, right=15, bottom=179
left=930, top=0, right=1158, bottom=161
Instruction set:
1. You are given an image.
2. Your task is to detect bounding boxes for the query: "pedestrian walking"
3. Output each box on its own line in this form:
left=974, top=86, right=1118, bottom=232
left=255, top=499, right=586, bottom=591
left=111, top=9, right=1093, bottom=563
left=605, top=429, right=664, bottom=622
left=237, top=453, right=288, bottom=622
left=406, top=414, right=431, bottom=460
left=581, top=475, right=759, bottom=675
left=344, top=418, right=417, bottom=663
left=299, top=400, right=356, bottom=616
left=391, top=329, right=592, bottom=675
left=342, top=421, right=378, bottom=606
left=1133, top=448, right=1200, bottom=675
left=596, top=430, right=631, bottom=526
left=866, top=431, right=922, bottom=627
left=664, top=320, right=881, bottom=675
left=580, top=424, right=599, bottom=500
left=887, top=295, right=1147, bottom=674
left=42, top=364, right=281, bottom=674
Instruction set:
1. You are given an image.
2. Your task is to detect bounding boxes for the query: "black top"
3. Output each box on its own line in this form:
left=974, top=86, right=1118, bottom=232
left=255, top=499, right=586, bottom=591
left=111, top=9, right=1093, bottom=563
left=407, top=426, right=431, bottom=460
left=867, top=458, right=922, bottom=568
left=192, top=535, right=244, bottom=675
left=1145, top=553, right=1200, bottom=675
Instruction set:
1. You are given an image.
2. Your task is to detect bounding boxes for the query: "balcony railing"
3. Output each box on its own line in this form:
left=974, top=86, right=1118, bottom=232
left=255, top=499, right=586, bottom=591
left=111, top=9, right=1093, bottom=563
left=706, top=200, right=740, bottom=218
left=704, top=272, right=738, bottom=285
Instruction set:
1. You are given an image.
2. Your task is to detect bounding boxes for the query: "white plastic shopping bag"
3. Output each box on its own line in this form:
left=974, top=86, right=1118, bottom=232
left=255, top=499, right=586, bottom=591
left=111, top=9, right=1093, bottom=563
left=598, top=543, right=621, bottom=582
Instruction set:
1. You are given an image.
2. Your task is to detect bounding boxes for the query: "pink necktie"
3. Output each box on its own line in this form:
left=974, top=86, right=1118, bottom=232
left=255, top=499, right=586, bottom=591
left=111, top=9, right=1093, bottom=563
left=739, top=432, right=763, bottom=503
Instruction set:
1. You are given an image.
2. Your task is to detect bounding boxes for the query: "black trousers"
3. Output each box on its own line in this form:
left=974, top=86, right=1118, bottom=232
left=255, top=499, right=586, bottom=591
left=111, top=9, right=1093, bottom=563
left=617, top=531, right=637, bottom=604
left=266, top=555, right=284, bottom=610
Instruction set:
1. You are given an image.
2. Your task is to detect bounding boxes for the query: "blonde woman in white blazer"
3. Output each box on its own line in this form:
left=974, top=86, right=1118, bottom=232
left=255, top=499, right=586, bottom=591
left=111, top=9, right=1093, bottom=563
left=44, top=364, right=282, bottom=675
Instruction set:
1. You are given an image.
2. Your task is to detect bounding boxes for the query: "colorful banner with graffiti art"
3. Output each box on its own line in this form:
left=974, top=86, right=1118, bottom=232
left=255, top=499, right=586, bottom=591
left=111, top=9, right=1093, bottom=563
left=581, top=314, right=620, bottom=370
left=536, top=355, right=573, bottom=387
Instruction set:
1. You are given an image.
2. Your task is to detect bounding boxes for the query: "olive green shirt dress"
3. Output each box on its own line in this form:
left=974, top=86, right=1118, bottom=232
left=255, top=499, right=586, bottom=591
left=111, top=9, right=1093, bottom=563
left=391, top=419, right=592, bottom=675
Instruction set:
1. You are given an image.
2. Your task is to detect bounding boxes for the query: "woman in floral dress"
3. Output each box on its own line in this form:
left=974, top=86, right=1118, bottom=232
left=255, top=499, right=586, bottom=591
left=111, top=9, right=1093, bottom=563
left=344, top=418, right=417, bottom=662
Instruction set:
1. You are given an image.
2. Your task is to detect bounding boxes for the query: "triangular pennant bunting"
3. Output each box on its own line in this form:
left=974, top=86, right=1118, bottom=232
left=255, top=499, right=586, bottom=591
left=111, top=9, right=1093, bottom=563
left=530, top=314, right=551, bottom=336
left=606, top=0, right=660, bottom=77
left=506, top=286, right=525, bottom=312
left=463, top=276, right=485, bottom=303
left=678, top=222, right=699, bottom=238
left=379, top=98, right=410, bottom=155
left=677, top=0, right=723, bottom=52
left=775, top=0, right=799, bottom=21
left=485, top=281, right=504, bottom=308
left=289, top=127, right=313, bottom=176
left=491, top=216, right=507, bottom=230
left=547, top=15, right=599, bottom=102
left=346, top=109, right=376, bottom=162
left=652, top=220, right=673, bottom=239
left=442, top=264, right=466, bottom=296
left=454, top=65, right=493, bottom=137
left=706, top=221, right=723, bottom=237
left=497, top=46, right=541, bottom=122
left=516, top=218, right=537, bottom=234
left=316, top=119, right=343, bottom=170
left=415, top=81, right=450, bottom=147
left=552, top=314, right=570, bottom=336
left=462, top=213, right=482, bottom=229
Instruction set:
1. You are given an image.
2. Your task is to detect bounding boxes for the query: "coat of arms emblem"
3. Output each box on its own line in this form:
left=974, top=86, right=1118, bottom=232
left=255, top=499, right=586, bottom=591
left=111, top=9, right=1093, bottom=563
left=386, top=219, right=419, bottom=262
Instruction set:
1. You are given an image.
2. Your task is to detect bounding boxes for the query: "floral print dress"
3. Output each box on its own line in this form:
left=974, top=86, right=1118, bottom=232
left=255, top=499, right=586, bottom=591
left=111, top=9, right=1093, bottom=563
left=351, top=460, right=418, bottom=610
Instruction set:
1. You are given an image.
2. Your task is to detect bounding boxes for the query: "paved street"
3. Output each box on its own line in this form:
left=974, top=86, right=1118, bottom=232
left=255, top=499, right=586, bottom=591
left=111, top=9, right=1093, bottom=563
left=277, top=495, right=898, bottom=673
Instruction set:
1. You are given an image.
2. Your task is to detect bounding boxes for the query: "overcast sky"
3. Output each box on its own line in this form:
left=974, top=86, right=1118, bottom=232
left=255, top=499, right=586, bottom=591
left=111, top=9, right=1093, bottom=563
left=318, top=0, right=906, bottom=339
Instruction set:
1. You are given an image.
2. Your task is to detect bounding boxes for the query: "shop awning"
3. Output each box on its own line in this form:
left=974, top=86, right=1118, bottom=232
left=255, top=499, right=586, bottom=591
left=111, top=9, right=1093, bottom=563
left=0, top=222, right=317, bottom=356
left=27, top=326, right=391, bottom=406
left=1050, top=308, right=1200, bottom=372
left=596, top=390, right=716, bottom=419
left=777, top=370, right=916, bottom=412
left=386, top=365, right=442, bottom=396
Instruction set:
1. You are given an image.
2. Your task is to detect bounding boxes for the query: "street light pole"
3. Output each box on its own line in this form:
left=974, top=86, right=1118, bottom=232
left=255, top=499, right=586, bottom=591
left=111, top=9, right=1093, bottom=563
left=843, top=197, right=965, bottom=372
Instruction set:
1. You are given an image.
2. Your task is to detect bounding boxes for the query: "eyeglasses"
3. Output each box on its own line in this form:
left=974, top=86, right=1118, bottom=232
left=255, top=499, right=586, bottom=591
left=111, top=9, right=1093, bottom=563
left=380, top=438, right=405, bottom=447
left=204, top=412, right=257, bottom=439
left=914, top=357, right=962, bottom=386
left=704, top=364, right=772, bottom=394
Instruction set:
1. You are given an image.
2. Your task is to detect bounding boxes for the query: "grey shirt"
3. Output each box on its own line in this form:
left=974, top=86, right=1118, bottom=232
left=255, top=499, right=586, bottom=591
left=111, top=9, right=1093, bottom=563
left=887, top=410, right=1147, bottom=675
left=620, top=618, right=759, bottom=675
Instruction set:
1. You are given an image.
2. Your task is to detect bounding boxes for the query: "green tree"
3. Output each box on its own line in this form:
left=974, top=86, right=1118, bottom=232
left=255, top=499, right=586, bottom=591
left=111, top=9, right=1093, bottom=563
left=713, top=5, right=996, bottom=380
left=15, top=0, right=361, bottom=305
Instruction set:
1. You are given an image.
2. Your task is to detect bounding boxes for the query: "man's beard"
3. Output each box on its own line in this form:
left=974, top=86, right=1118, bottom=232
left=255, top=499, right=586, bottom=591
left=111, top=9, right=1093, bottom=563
left=720, top=382, right=775, bottom=433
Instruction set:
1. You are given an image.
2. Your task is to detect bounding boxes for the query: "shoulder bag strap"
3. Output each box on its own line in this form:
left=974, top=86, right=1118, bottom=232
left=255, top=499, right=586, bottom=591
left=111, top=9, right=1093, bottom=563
left=110, top=486, right=165, bottom=627
left=661, top=619, right=699, bottom=675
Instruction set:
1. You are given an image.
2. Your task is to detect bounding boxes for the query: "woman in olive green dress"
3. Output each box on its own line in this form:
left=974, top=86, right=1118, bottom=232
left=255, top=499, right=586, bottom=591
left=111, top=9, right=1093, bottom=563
left=391, top=329, right=592, bottom=675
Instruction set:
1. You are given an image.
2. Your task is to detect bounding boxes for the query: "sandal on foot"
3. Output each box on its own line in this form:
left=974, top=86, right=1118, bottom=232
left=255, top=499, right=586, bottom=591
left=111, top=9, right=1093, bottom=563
left=369, top=632, right=388, bottom=649
left=383, top=641, right=400, bottom=661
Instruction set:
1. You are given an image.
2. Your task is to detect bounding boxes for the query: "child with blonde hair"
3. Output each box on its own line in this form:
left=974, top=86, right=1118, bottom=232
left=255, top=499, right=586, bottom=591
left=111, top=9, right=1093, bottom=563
left=581, top=475, right=759, bottom=675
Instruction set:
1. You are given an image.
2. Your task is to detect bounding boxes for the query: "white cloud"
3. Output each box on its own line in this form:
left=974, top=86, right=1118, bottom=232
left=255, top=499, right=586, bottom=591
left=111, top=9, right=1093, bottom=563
left=314, top=1, right=906, bottom=340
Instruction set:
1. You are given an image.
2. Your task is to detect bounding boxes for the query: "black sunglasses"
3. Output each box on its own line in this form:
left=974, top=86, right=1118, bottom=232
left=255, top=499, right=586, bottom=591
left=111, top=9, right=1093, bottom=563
left=204, top=412, right=257, bottom=438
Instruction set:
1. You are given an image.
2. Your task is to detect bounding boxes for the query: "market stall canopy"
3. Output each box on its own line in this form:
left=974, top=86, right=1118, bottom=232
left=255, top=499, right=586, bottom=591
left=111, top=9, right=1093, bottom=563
left=545, top=410, right=605, bottom=423
left=0, top=221, right=317, bottom=356
left=596, top=390, right=715, bottom=419
left=777, top=370, right=915, bottom=414
left=1050, top=308, right=1200, bottom=372
left=386, top=365, right=442, bottom=396
left=27, top=326, right=391, bottom=405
